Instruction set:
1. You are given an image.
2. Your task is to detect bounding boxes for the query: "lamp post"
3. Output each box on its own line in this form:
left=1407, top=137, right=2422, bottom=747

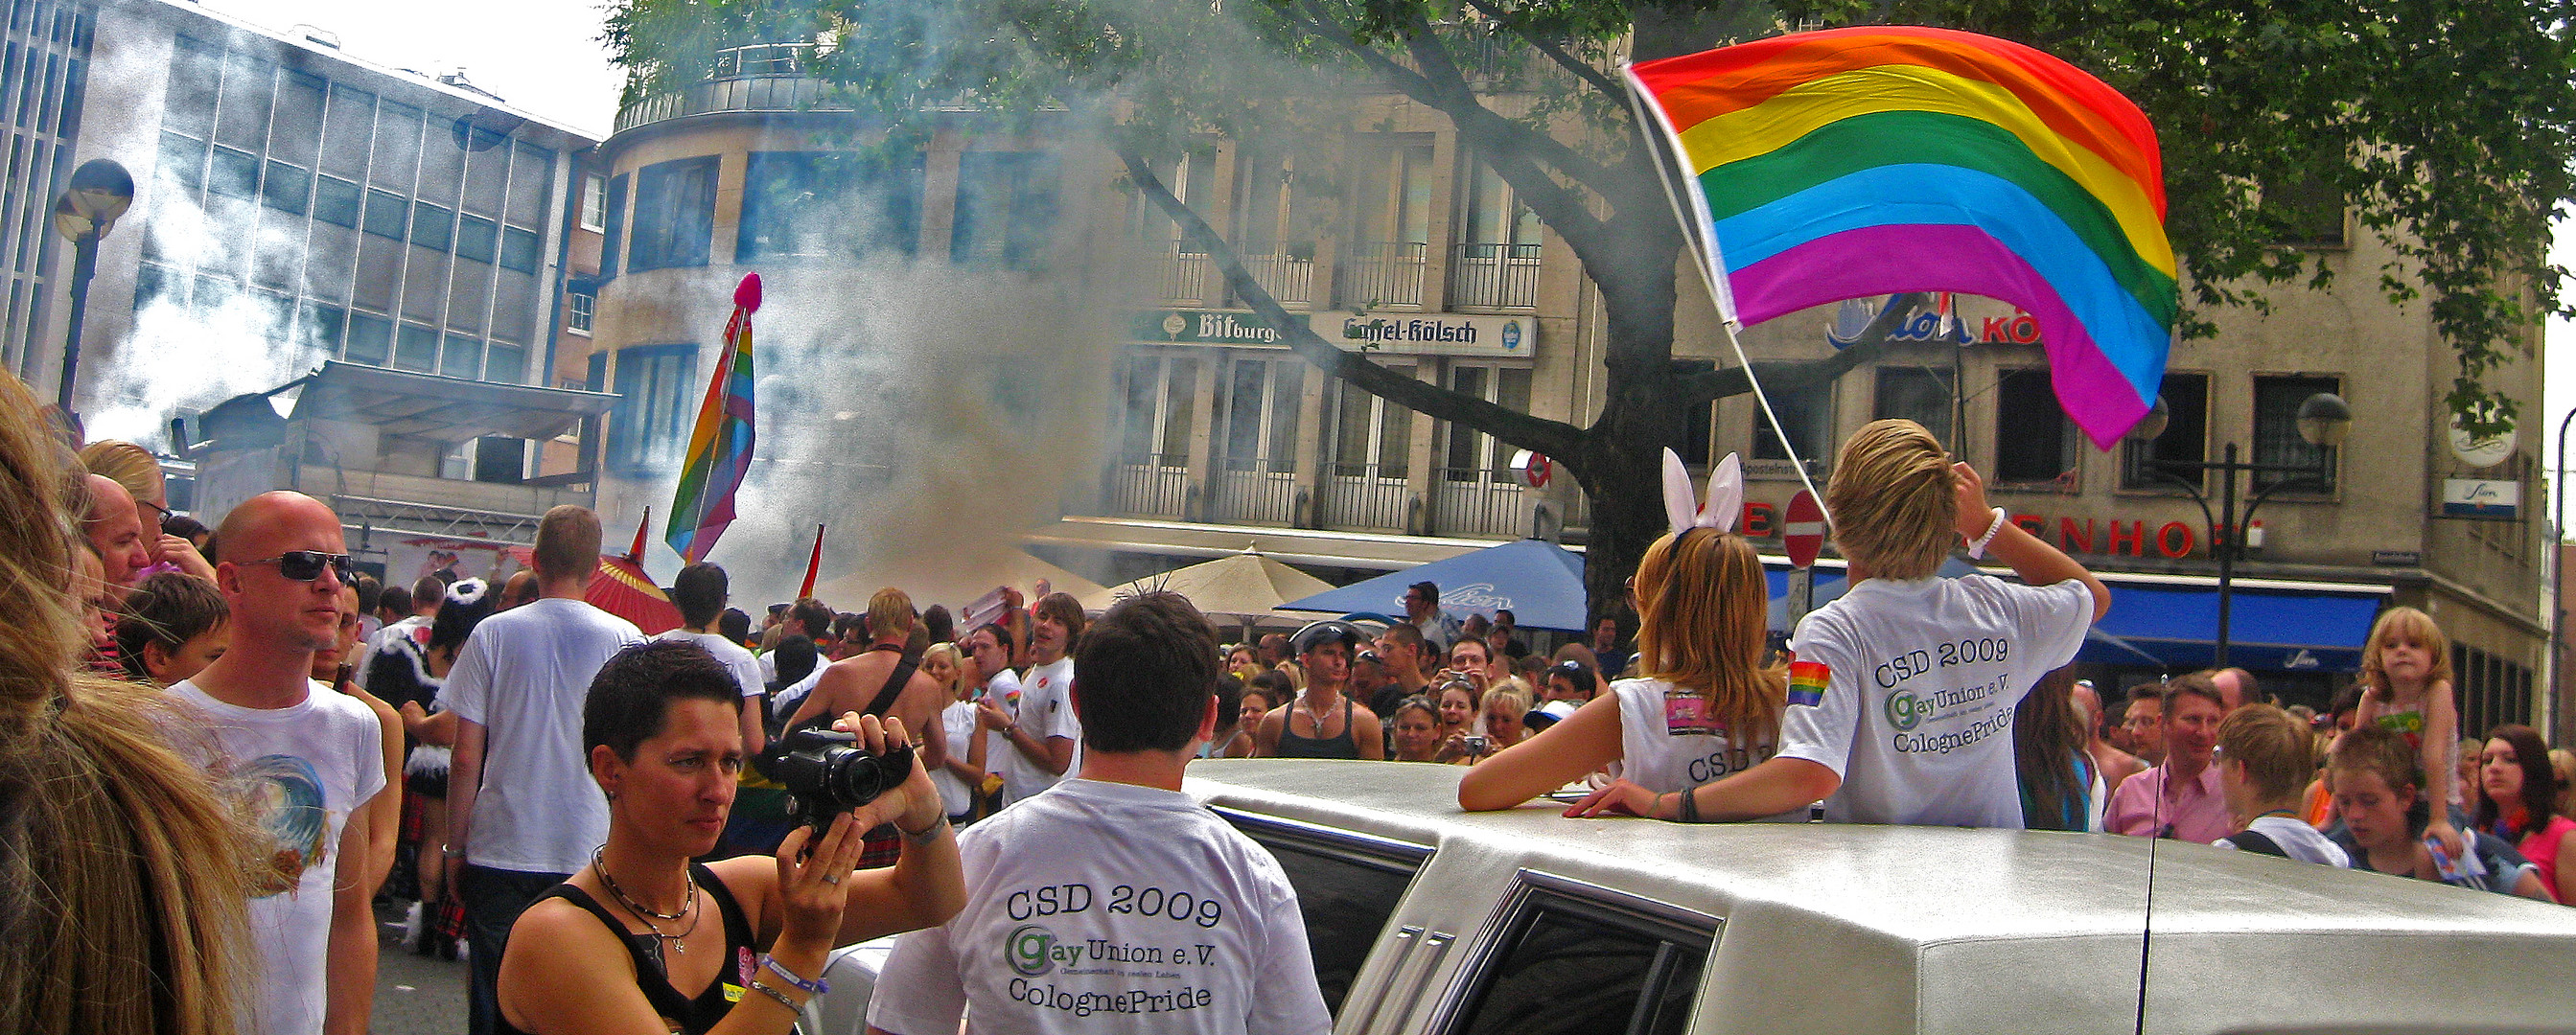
left=2125, top=392, right=2353, bottom=667
left=50, top=158, right=132, bottom=416
left=2554, top=406, right=2575, bottom=740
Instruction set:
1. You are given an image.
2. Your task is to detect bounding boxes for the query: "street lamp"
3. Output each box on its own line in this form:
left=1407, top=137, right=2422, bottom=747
left=2126, top=391, right=2352, bottom=667
left=50, top=158, right=132, bottom=416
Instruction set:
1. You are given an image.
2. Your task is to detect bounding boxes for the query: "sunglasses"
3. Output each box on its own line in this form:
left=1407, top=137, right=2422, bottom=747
left=244, top=550, right=356, bottom=584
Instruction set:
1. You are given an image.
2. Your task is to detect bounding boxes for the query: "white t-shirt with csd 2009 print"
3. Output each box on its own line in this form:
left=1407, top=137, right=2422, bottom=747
left=1779, top=574, right=2093, bottom=828
left=1608, top=678, right=1805, bottom=823
left=169, top=678, right=386, bottom=1035
left=866, top=779, right=1332, bottom=1035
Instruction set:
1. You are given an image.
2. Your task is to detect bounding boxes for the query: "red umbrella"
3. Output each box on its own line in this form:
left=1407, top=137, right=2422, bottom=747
left=590, top=554, right=682, bottom=635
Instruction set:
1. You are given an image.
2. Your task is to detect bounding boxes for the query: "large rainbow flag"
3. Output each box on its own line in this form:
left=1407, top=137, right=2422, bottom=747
left=666, top=273, right=761, bottom=564
left=1626, top=26, right=2176, bottom=448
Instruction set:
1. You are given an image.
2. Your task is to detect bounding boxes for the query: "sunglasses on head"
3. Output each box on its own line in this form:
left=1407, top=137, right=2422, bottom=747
left=244, top=550, right=355, bottom=583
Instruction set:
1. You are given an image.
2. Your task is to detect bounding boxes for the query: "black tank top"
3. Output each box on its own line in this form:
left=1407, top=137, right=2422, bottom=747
left=1276, top=698, right=1360, bottom=759
left=496, top=863, right=758, bottom=1035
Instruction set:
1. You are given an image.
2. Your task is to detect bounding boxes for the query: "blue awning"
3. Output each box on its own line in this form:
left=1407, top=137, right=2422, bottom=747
left=2086, top=584, right=2384, bottom=673
left=1278, top=538, right=1590, bottom=632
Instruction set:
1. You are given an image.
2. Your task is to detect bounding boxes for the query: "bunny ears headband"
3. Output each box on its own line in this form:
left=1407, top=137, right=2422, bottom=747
left=1661, top=448, right=1742, bottom=535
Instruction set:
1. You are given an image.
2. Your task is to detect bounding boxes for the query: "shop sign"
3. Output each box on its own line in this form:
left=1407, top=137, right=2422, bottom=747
left=1134, top=309, right=1535, bottom=356
left=2441, top=478, right=2519, bottom=518
left=2371, top=550, right=2423, bottom=566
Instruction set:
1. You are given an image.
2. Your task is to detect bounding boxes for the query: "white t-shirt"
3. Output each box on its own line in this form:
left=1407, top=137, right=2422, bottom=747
left=443, top=597, right=644, bottom=874
left=773, top=661, right=826, bottom=720
left=1779, top=575, right=2093, bottom=828
left=651, top=630, right=767, bottom=703
left=1610, top=678, right=1804, bottom=823
left=997, top=657, right=1082, bottom=806
left=866, top=779, right=1332, bottom=1035
left=933, top=699, right=982, bottom=817
left=2217, top=816, right=2352, bottom=867
left=169, top=678, right=386, bottom=1035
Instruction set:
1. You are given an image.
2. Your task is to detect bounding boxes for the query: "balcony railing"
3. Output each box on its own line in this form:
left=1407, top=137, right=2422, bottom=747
left=1109, top=454, right=1193, bottom=518
left=1211, top=467, right=1298, bottom=526
left=1159, top=249, right=1216, bottom=307
left=1337, top=242, right=1428, bottom=308
left=1448, top=242, right=1541, bottom=310
left=1319, top=462, right=1413, bottom=532
left=1432, top=467, right=1529, bottom=538
left=614, top=72, right=840, bottom=134
left=1234, top=252, right=1315, bottom=310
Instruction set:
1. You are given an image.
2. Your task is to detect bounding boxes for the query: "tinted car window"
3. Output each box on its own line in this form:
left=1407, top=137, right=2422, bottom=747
left=1452, top=889, right=1712, bottom=1035
left=1218, top=810, right=1426, bottom=1017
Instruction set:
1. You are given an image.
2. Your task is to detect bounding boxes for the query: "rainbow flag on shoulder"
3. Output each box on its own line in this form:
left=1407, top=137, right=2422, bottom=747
left=666, top=273, right=761, bottom=564
left=1624, top=27, right=2176, bottom=448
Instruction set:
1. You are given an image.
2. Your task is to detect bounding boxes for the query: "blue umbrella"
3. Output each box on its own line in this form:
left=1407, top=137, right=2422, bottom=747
left=1278, top=539, right=1590, bottom=632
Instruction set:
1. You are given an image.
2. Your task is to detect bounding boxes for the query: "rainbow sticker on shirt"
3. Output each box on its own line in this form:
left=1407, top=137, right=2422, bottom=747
left=1788, top=660, right=1830, bottom=708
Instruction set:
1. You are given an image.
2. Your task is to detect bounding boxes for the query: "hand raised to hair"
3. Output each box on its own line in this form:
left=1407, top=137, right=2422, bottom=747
left=1952, top=461, right=1995, bottom=540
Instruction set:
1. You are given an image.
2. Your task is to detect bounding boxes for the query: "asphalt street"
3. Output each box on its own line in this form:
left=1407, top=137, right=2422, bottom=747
left=371, top=900, right=468, bottom=1035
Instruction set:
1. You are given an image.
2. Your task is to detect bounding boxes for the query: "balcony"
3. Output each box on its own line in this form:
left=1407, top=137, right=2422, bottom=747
left=1337, top=242, right=1428, bottom=308
left=1448, top=242, right=1541, bottom=310
left=1109, top=454, right=1194, bottom=518
left=613, top=45, right=841, bottom=134
left=1431, top=466, right=1529, bottom=538
left=1211, top=466, right=1298, bottom=525
left=1318, top=462, right=1414, bottom=532
left=1158, top=249, right=1217, bottom=307
left=1153, top=247, right=1315, bottom=310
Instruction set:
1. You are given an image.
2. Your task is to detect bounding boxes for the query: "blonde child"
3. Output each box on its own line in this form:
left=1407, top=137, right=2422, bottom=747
left=2350, top=607, right=2465, bottom=858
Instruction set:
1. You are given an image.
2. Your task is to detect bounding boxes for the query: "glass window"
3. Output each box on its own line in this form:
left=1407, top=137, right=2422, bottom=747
left=608, top=344, right=700, bottom=472
left=1222, top=815, right=1424, bottom=1018
left=312, top=175, right=361, bottom=228
left=1450, top=890, right=1712, bottom=1035
left=1681, top=399, right=1714, bottom=467
left=567, top=286, right=595, bottom=334
left=1220, top=359, right=1305, bottom=473
left=1751, top=380, right=1833, bottom=466
left=1872, top=366, right=1954, bottom=445
left=738, top=150, right=923, bottom=262
left=580, top=172, right=608, bottom=231
left=411, top=202, right=453, bottom=252
left=362, top=188, right=406, bottom=240
left=133, top=262, right=179, bottom=311
left=261, top=160, right=309, bottom=215
left=2123, top=372, right=2208, bottom=492
left=455, top=214, right=498, bottom=264
left=213, top=53, right=273, bottom=151
left=1993, top=368, right=2077, bottom=485
left=370, top=100, right=421, bottom=192
left=485, top=342, right=527, bottom=384
left=157, top=130, right=203, bottom=189
left=499, top=225, right=541, bottom=273
left=1331, top=374, right=1414, bottom=480
left=270, top=71, right=324, bottom=167
left=393, top=323, right=438, bottom=372
left=628, top=156, right=717, bottom=272
left=300, top=302, right=345, bottom=358
left=438, top=334, right=483, bottom=380
left=164, top=35, right=219, bottom=136
left=2252, top=374, right=2339, bottom=493
left=207, top=147, right=259, bottom=198
left=598, top=172, right=629, bottom=279
left=950, top=151, right=1057, bottom=268
left=346, top=311, right=393, bottom=365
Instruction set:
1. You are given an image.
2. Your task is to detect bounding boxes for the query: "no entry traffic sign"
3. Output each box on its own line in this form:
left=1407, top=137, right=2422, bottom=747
left=1784, top=489, right=1824, bottom=568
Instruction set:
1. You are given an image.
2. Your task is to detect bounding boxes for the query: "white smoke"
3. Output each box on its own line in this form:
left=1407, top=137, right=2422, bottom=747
left=83, top=190, right=319, bottom=448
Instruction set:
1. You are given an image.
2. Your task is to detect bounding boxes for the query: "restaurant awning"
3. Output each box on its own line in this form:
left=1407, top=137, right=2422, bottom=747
left=290, top=360, right=616, bottom=442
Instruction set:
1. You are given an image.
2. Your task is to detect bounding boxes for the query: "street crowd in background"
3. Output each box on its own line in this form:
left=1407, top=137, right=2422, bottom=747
left=7, top=347, right=2576, bottom=1035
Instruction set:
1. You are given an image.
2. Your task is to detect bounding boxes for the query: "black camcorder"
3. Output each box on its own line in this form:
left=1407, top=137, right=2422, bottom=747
left=766, top=728, right=914, bottom=832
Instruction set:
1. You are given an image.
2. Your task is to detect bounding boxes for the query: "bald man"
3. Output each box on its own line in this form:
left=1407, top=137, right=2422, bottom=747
left=2072, top=680, right=2148, bottom=797
left=81, top=473, right=152, bottom=593
left=169, top=492, right=384, bottom=1035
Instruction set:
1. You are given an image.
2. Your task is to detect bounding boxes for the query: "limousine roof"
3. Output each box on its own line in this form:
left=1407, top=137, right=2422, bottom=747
left=1183, top=759, right=2576, bottom=1035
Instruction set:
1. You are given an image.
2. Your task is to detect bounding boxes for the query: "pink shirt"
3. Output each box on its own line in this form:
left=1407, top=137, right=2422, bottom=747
left=2103, top=760, right=2232, bottom=842
left=2512, top=815, right=2576, bottom=902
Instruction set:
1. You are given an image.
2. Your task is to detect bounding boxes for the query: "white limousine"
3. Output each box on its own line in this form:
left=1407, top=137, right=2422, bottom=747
left=808, top=759, right=2576, bottom=1035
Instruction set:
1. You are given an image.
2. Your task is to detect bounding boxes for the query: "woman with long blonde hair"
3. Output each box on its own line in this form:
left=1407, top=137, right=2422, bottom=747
left=0, top=370, right=259, bottom=1035
left=1461, top=453, right=1793, bottom=816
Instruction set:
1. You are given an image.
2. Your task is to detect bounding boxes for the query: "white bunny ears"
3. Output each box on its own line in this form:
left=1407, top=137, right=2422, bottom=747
left=1661, top=448, right=1743, bottom=535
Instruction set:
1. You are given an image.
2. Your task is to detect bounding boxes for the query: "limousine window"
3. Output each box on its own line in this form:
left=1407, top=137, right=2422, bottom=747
left=1216, top=808, right=1429, bottom=1016
left=1450, top=886, right=1714, bottom=1035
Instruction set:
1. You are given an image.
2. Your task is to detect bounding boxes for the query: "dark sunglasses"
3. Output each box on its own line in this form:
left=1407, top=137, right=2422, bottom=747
left=244, top=550, right=355, bottom=583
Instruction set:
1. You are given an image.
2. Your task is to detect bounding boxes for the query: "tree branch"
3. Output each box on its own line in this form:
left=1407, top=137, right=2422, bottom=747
left=1456, top=0, right=1625, bottom=99
left=1117, top=142, right=1586, bottom=461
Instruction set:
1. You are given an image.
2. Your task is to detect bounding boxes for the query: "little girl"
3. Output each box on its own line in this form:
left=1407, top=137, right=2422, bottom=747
left=2350, top=607, right=2464, bottom=858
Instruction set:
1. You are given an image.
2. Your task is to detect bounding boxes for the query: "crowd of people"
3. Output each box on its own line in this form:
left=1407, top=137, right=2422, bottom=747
left=9, top=349, right=2576, bottom=1035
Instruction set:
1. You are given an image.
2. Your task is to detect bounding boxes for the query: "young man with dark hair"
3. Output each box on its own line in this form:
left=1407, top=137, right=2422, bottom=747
left=982, top=592, right=1086, bottom=807
left=651, top=562, right=768, bottom=752
left=867, top=592, right=1331, bottom=1035
left=355, top=575, right=444, bottom=693
left=2105, top=674, right=2231, bottom=841
left=1372, top=622, right=1433, bottom=724
left=1401, top=579, right=1459, bottom=656
left=441, top=505, right=644, bottom=1035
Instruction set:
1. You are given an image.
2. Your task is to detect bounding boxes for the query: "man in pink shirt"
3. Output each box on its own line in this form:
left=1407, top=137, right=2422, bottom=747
left=2105, top=674, right=2231, bottom=841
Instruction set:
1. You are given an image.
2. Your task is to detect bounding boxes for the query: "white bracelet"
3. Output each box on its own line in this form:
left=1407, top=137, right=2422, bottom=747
left=1967, top=507, right=2008, bottom=560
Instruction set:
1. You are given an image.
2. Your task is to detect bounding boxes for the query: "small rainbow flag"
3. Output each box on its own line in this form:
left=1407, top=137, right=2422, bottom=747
left=1787, top=659, right=1831, bottom=708
left=1625, top=27, right=2176, bottom=448
left=666, top=273, right=761, bottom=564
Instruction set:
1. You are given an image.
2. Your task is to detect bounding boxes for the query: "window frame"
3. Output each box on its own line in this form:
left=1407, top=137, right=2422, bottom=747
left=1990, top=366, right=2081, bottom=487
left=1213, top=808, right=1429, bottom=1019
left=2122, top=371, right=2211, bottom=494
left=2250, top=373, right=2342, bottom=494
left=606, top=342, right=701, bottom=475
left=1431, top=870, right=1719, bottom=1035
left=580, top=172, right=608, bottom=231
left=626, top=155, right=719, bottom=273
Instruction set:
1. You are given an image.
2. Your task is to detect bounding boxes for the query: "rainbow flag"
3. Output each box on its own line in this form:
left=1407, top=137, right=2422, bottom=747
left=666, top=273, right=761, bottom=564
left=1625, top=27, right=2176, bottom=448
left=1787, top=659, right=1830, bottom=708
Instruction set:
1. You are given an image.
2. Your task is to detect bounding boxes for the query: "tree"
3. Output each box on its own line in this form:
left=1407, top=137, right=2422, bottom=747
left=605, top=0, right=2576, bottom=621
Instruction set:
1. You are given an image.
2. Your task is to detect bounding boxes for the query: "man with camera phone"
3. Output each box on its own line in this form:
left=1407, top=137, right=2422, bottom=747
left=866, top=591, right=1332, bottom=1035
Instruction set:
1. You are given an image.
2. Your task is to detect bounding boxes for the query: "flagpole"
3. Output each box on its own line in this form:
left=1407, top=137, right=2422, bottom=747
left=798, top=523, right=825, bottom=600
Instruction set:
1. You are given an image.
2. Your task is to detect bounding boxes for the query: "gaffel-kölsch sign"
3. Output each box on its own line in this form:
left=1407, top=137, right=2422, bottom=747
left=1135, top=309, right=1536, bottom=357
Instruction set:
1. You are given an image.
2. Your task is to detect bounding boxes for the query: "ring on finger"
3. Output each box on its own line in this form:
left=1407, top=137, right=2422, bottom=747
left=822, top=873, right=842, bottom=886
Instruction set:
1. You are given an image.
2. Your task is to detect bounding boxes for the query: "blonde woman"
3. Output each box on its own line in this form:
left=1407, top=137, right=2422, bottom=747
left=1462, top=453, right=1797, bottom=816
left=0, top=370, right=259, bottom=1035
left=79, top=437, right=216, bottom=582
left=921, top=642, right=987, bottom=825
